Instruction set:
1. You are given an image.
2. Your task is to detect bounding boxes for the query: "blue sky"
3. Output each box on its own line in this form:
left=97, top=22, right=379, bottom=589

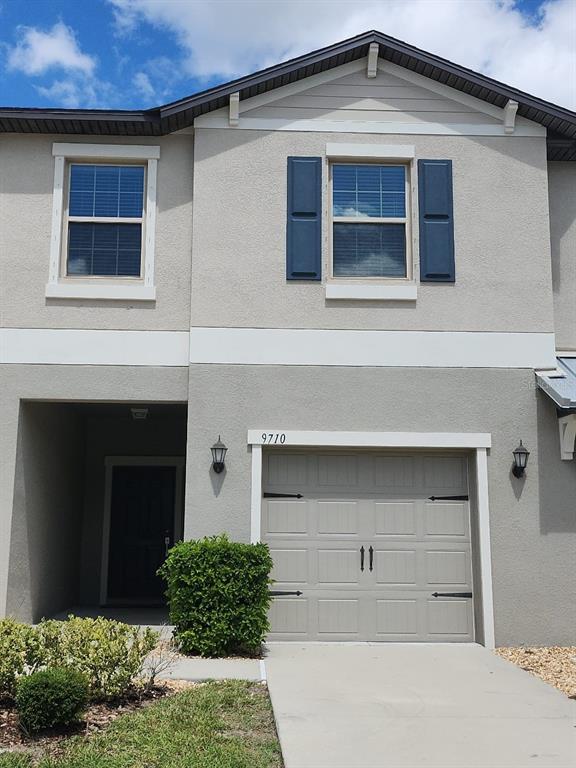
left=1, top=0, right=574, bottom=110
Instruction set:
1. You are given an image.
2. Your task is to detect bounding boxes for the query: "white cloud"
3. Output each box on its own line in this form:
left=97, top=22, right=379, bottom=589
left=108, top=0, right=576, bottom=109
left=35, top=77, right=117, bottom=109
left=7, top=22, right=96, bottom=76
left=133, top=71, right=156, bottom=100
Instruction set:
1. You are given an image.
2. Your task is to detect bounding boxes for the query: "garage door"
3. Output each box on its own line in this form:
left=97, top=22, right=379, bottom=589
left=263, top=452, right=474, bottom=642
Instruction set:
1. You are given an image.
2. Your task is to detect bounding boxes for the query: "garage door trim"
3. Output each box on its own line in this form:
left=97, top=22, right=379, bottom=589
left=248, top=430, right=494, bottom=648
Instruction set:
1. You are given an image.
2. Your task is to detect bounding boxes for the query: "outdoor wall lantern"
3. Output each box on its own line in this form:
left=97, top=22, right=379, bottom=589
left=211, top=436, right=227, bottom=474
left=512, top=440, right=530, bottom=478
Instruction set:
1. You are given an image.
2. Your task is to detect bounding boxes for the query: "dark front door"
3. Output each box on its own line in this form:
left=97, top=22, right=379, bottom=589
left=107, top=464, right=177, bottom=603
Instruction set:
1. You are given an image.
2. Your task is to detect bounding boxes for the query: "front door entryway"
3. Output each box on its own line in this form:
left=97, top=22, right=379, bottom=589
left=103, top=458, right=184, bottom=604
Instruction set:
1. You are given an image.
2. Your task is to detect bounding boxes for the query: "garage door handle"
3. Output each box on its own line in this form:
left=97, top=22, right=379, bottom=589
left=369, top=546, right=374, bottom=572
left=432, top=592, right=472, bottom=598
left=360, top=546, right=365, bottom=572
left=269, top=590, right=303, bottom=597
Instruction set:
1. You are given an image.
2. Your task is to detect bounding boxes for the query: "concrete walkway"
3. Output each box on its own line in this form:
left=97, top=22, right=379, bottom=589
left=265, top=643, right=576, bottom=768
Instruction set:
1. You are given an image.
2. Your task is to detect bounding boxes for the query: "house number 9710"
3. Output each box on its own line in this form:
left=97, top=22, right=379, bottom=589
left=261, top=433, right=286, bottom=445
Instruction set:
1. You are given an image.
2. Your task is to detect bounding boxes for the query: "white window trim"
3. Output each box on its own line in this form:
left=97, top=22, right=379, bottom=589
left=327, top=158, right=414, bottom=301
left=46, top=143, right=160, bottom=301
left=326, top=143, right=415, bottom=160
left=247, top=430, right=495, bottom=649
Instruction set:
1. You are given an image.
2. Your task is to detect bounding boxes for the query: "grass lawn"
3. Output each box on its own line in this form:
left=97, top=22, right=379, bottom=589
left=0, top=681, right=283, bottom=768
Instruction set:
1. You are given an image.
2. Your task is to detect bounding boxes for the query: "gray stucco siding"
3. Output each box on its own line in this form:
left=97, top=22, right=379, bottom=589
left=0, top=134, right=194, bottom=331
left=191, top=129, right=554, bottom=333
left=548, top=162, right=576, bottom=352
left=185, top=363, right=576, bottom=646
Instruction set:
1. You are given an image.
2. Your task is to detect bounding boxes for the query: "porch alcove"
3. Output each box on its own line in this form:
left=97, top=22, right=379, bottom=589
left=6, top=401, right=187, bottom=623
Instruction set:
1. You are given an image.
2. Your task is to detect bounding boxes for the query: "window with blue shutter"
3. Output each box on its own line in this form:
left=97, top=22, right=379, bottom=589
left=418, top=160, right=455, bottom=282
left=331, top=164, right=408, bottom=278
left=66, top=164, right=145, bottom=277
left=286, top=157, right=322, bottom=280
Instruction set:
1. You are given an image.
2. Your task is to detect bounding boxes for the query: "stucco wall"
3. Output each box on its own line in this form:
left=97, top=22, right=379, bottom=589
left=548, top=162, right=576, bottom=351
left=0, top=134, right=193, bottom=331
left=191, top=128, right=554, bottom=332
left=6, top=402, right=85, bottom=621
left=185, top=364, right=576, bottom=645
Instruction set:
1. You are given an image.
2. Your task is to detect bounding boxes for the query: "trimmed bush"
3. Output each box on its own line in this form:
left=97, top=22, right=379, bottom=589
left=158, top=534, right=273, bottom=657
left=36, top=617, right=158, bottom=700
left=0, top=619, right=41, bottom=699
left=16, top=667, right=89, bottom=732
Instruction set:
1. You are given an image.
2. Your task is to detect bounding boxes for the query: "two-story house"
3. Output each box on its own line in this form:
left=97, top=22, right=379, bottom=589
left=1, top=31, right=575, bottom=647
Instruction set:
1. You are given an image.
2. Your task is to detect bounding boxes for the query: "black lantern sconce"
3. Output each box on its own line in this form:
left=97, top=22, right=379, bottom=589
left=211, top=436, right=227, bottom=474
left=512, top=440, right=530, bottom=478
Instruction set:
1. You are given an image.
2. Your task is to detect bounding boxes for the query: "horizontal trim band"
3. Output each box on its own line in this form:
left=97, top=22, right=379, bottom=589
left=189, top=328, right=556, bottom=368
left=195, top=116, right=545, bottom=137
left=248, top=429, right=492, bottom=448
left=1, top=329, right=189, bottom=366
left=1, top=328, right=556, bottom=369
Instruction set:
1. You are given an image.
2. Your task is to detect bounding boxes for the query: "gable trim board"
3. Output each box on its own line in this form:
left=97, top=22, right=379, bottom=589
left=247, top=431, right=495, bottom=648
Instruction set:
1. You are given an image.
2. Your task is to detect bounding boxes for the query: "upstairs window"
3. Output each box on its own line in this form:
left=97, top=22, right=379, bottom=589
left=331, top=163, right=409, bottom=279
left=66, top=164, right=145, bottom=277
left=47, top=144, right=159, bottom=301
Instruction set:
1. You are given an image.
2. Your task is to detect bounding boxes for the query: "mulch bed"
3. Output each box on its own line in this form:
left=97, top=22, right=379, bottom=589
left=496, top=646, right=576, bottom=698
left=0, top=681, right=195, bottom=761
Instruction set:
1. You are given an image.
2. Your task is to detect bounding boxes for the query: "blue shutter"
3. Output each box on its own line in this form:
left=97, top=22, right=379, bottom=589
left=286, top=157, right=322, bottom=280
left=418, top=160, right=455, bottom=282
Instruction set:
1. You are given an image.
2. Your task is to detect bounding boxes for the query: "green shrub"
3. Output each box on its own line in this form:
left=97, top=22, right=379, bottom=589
left=36, top=617, right=158, bottom=700
left=158, top=534, right=273, bottom=657
left=0, top=619, right=41, bottom=698
left=16, top=667, right=89, bottom=732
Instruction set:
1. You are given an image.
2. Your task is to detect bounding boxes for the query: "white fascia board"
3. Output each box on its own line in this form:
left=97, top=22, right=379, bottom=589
left=247, top=430, right=492, bottom=448
left=1, top=329, right=189, bottom=366
left=52, top=143, right=161, bottom=159
left=325, top=282, right=417, bottom=301
left=189, top=328, right=556, bottom=369
left=326, top=143, right=415, bottom=159
left=194, top=116, right=545, bottom=136
left=45, top=283, right=156, bottom=301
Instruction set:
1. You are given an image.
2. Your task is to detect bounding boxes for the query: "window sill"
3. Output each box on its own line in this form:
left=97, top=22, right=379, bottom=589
left=45, top=283, right=156, bottom=301
left=325, top=282, right=417, bottom=301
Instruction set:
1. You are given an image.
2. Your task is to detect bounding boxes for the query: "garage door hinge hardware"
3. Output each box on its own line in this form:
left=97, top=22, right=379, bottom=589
left=428, top=495, right=469, bottom=501
left=269, top=590, right=303, bottom=597
left=432, top=592, right=473, bottom=598
left=263, top=492, right=303, bottom=498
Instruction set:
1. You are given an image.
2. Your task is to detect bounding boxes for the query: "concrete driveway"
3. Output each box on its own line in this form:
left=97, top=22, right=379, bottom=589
left=264, top=644, right=575, bottom=768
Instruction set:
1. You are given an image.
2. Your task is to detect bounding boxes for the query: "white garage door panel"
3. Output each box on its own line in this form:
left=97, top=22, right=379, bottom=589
left=264, top=453, right=474, bottom=642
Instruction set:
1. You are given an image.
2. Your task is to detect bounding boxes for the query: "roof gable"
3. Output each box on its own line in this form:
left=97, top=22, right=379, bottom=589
left=1, top=30, right=575, bottom=158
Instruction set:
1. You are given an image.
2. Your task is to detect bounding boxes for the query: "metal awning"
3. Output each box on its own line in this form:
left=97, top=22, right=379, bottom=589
left=536, top=357, right=576, bottom=409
